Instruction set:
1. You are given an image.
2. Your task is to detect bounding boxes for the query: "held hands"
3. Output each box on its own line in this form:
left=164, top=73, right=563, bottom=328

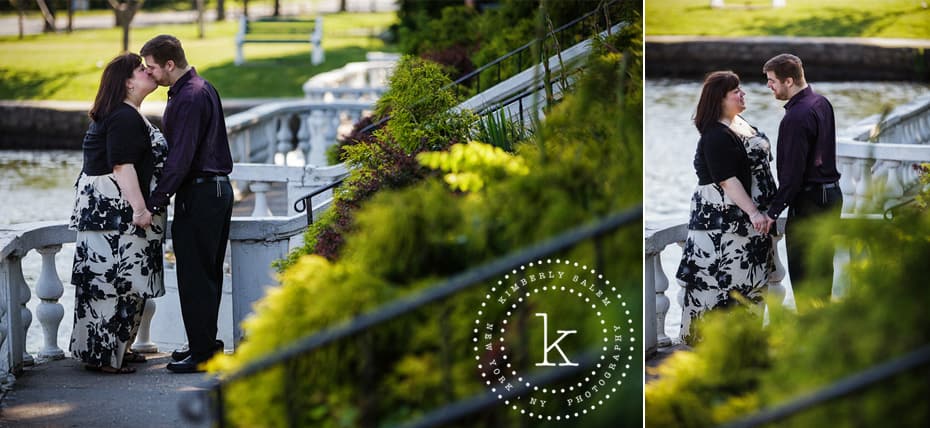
left=749, top=211, right=774, bottom=235
left=132, top=209, right=153, bottom=228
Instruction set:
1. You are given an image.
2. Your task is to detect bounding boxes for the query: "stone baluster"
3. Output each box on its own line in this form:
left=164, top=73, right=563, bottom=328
left=324, top=109, right=340, bottom=159
left=838, top=156, right=855, bottom=214
left=262, top=119, right=279, bottom=164
left=296, top=113, right=311, bottom=166
left=1, top=254, right=28, bottom=371
left=853, top=158, right=871, bottom=213
left=35, top=245, right=64, bottom=360
left=676, top=241, right=687, bottom=310
left=653, top=251, right=671, bottom=348
left=13, top=256, right=34, bottom=366
left=249, top=182, right=273, bottom=217
left=0, top=302, right=8, bottom=387
left=768, top=234, right=787, bottom=307
left=131, top=299, right=158, bottom=353
left=307, top=109, right=329, bottom=166
left=831, top=246, right=851, bottom=301
left=276, top=115, right=294, bottom=166
left=880, top=160, right=904, bottom=209
left=644, top=251, right=657, bottom=354
left=231, top=131, right=249, bottom=164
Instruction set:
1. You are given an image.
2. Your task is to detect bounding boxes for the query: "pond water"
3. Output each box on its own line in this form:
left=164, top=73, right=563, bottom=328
left=645, top=79, right=930, bottom=341
left=1, top=150, right=83, bottom=355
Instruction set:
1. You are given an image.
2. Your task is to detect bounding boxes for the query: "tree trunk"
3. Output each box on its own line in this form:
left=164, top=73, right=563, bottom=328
left=216, top=0, right=225, bottom=21
left=273, top=0, right=280, bottom=17
left=340, top=0, right=347, bottom=12
left=196, top=0, right=205, bottom=39
left=243, top=0, right=249, bottom=18
left=35, top=0, right=57, bottom=32
left=68, top=0, right=74, bottom=33
left=110, top=1, right=145, bottom=52
left=13, top=0, right=25, bottom=39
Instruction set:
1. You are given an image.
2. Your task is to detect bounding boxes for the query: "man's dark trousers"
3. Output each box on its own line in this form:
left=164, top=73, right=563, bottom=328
left=785, top=184, right=843, bottom=301
left=172, top=179, right=234, bottom=361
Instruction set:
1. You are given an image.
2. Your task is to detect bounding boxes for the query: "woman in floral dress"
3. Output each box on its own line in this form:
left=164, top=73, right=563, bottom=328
left=676, top=71, right=777, bottom=344
left=69, top=53, right=168, bottom=373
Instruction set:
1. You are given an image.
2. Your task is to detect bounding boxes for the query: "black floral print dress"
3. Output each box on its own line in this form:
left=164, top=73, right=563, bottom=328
left=69, top=116, right=168, bottom=368
left=676, top=118, right=776, bottom=343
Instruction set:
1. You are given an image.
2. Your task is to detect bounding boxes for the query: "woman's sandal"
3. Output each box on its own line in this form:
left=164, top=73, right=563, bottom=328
left=123, top=351, right=147, bottom=363
left=85, top=364, right=136, bottom=374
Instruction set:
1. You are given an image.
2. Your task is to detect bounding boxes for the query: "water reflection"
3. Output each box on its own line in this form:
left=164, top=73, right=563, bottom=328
left=645, top=79, right=930, bottom=222
left=0, top=150, right=82, bottom=224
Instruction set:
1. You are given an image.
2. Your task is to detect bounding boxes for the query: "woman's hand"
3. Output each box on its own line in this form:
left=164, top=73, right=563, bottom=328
left=132, top=209, right=153, bottom=228
left=749, top=212, right=770, bottom=234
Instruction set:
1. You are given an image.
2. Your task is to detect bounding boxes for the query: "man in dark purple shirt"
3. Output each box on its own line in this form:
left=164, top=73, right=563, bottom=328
left=141, top=34, right=233, bottom=373
left=763, top=53, right=842, bottom=301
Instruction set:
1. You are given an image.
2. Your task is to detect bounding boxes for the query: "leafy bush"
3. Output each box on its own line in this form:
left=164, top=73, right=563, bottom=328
left=646, top=207, right=930, bottom=427
left=373, top=56, right=477, bottom=153
left=212, top=16, right=643, bottom=428
left=276, top=55, right=474, bottom=269
left=417, top=142, right=529, bottom=192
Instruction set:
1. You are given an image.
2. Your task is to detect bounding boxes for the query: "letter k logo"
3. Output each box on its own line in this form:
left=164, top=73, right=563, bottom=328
left=534, top=313, right=579, bottom=367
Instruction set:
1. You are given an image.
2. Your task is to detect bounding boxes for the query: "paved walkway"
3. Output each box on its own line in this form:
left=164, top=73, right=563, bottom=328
left=0, top=0, right=397, bottom=37
left=0, top=353, right=212, bottom=427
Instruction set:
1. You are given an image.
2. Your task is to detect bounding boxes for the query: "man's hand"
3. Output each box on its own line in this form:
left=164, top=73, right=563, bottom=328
left=132, top=209, right=153, bottom=228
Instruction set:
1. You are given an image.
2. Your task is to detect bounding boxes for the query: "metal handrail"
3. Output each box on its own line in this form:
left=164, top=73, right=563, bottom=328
left=401, top=351, right=603, bottom=428
left=357, top=0, right=625, bottom=135
left=181, top=206, right=642, bottom=423
left=719, top=344, right=930, bottom=428
left=292, top=177, right=346, bottom=225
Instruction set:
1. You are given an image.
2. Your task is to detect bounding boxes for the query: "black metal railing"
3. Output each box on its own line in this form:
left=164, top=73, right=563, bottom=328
left=292, top=177, right=346, bottom=225
left=719, top=344, right=930, bottom=428
left=181, top=205, right=642, bottom=426
left=357, top=0, right=628, bottom=136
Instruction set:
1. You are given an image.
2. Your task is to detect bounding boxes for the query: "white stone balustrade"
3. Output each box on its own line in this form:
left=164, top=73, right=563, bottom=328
left=836, top=139, right=930, bottom=215
left=301, top=59, right=396, bottom=101
left=644, top=220, right=789, bottom=357
left=226, top=100, right=373, bottom=170
left=0, top=160, right=347, bottom=382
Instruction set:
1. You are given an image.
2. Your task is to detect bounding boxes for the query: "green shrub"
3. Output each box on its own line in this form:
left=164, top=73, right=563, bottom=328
left=373, top=55, right=477, bottom=153
left=646, top=207, right=930, bottom=427
left=276, top=55, right=474, bottom=270
left=210, top=17, right=643, bottom=428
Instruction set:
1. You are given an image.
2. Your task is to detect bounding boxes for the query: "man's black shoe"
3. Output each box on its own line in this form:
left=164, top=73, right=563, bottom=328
left=171, top=340, right=224, bottom=362
left=166, top=355, right=207, bottom=373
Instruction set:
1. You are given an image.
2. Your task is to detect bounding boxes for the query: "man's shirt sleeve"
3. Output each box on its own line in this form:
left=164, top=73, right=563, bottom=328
left=767, top=109, right=814, bottom=219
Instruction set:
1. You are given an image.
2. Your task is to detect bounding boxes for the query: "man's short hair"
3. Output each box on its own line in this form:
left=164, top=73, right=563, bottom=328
left=140, top=34, right=189, bottom=69
left=763, top=53, right=805, bottom=85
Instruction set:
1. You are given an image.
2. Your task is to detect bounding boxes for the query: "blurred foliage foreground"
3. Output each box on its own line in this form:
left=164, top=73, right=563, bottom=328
left=646, top=168, right=930, bottom=427
left=203, top=17, right=643, bottom=428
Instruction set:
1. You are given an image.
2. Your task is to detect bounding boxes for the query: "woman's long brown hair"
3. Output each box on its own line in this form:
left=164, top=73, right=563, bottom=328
left=88, top=53, right=142, bottom=122
left=693, top=70, right=740, bottom=135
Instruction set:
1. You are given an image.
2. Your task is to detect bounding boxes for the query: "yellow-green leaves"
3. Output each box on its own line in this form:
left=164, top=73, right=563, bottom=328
left=417, top=142, right=529, bottom=192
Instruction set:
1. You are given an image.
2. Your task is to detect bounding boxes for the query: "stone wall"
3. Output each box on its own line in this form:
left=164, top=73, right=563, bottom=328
left=645, top=36, right=930, bottom=82
left=0, top=100, right=275, bottom=150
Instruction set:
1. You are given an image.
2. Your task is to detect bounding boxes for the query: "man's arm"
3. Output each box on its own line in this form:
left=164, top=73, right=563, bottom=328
left=147, top=96, right=205, bottom=212
left=767, top=111, right=814, bottom=219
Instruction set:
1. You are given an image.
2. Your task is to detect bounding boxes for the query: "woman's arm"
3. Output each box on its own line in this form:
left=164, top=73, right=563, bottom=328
left=719, top=176, right=769, bottom=234
left=113, top=163, right=152, bottom=228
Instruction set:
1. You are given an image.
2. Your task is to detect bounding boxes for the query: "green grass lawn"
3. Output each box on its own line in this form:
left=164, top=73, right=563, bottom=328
left=646, top=0, right=930, bottom=38
left=0, top=12, right=397, bottom=101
